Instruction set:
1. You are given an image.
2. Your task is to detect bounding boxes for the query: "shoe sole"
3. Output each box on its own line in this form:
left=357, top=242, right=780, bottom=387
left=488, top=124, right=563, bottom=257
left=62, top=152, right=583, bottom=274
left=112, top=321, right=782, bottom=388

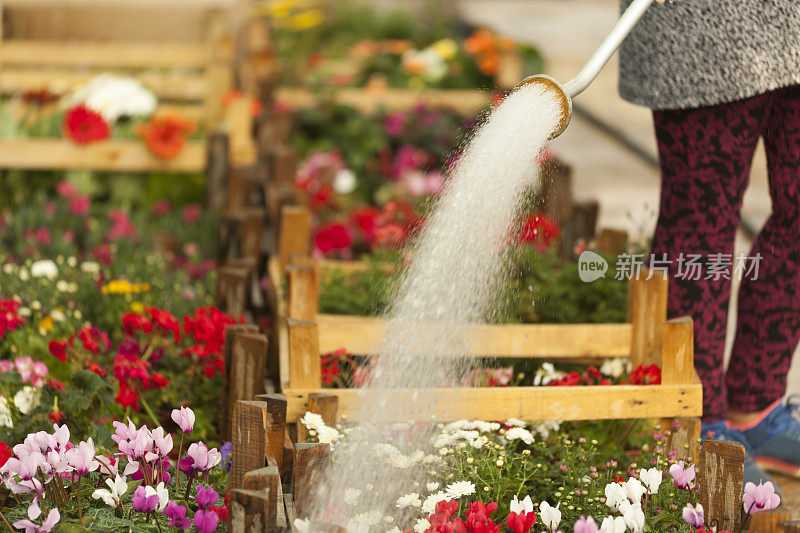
left=755, top=456, right=800, bottom=477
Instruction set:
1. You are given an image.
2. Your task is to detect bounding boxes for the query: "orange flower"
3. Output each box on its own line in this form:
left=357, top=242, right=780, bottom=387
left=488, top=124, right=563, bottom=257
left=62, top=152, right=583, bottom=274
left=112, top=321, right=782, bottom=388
left=221, top=90, right=264, bottom=117
left=464, top=29, right=497, bottom=56
left=479, top=54, right=499, bottom=76
left=136, top=114, right=196, bottom=159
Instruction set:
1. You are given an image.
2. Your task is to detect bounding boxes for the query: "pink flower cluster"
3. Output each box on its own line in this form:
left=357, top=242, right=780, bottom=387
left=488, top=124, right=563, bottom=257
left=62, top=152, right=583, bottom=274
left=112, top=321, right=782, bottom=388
left=0, top=356, right=49, bottom=388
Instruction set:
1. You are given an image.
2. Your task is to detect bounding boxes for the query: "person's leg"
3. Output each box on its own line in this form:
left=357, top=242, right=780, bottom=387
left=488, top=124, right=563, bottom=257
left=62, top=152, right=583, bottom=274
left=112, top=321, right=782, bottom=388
left=651, top=96, right=765, bottom=422
left=728, top=84, right=800, bottom=417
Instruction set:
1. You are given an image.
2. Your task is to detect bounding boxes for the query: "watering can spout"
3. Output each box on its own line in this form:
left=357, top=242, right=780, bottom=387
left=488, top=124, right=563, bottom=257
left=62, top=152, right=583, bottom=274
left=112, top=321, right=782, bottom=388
left=513, top=0, right=658, bottom=139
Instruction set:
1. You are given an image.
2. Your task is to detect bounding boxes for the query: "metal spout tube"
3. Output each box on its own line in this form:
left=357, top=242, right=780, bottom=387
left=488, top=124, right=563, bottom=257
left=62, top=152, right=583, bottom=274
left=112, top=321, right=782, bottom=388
left=513, top=0, right=657, bottom=138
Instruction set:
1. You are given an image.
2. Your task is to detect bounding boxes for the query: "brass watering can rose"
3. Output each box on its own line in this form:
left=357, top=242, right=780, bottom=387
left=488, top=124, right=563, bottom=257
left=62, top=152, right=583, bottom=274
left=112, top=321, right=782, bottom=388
left=512, top=0, right=661, bottom=139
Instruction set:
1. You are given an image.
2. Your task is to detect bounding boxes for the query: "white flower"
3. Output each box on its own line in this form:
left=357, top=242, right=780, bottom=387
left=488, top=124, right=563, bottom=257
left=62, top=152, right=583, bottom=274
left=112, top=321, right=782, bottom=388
left=505, top=427, right=534, bottom=445
left=293, top=518, right=310, bottom=532
left=619, top=500, right=644, bottom=533
left=539, top=501, right=561, bottom=531
left=600, top=515, right=627, bottom=533
left=352, top=510, right=381, bottom=526
left=604, top=482, right=626, bottom=510
left=344, top=488, right=361, bottom=506
left=80, top=262, right=100, bottom=274
left=402, top=48, right=447, bottom=82
left=444, top=481, right=476, bottom=500
left=623, top=478, right=646, bottom=503
left=600, top=358, right=629, bottom=378
left=299, top=412, right=324, bottom=429
left=426, top=482, right=440, bottom=492
left=639, top=467, right=662, bottom=495
left=422, top=491, right=448, bottom=514
left=333, top=169, right=357, bottom=194
left=534, top=420, right=561, bottom=440
left=533, top=363, right=564, bottom=386
left=396, top=492, right=421, bottom=509
left=30, top=260, right=57, bottom=279
left=91, top=475, right=128, bottom=508
left=13, top=387, right=41, bottom=415
left=155, top=482, right=169, bottom=512
left=413, top=518, right=431, bottom=533
left=510, top=495, right=534, bottom=514
left=505, top=418, right=526, bottom=427
left=19, top=268, right=29, bottom=281
left=68, top=74, right=157, bottom=122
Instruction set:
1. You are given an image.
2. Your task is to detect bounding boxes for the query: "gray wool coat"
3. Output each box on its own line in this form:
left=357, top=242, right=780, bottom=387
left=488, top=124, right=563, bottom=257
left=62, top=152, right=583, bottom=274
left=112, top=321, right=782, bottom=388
left=618, top=0, right=800, bottom=110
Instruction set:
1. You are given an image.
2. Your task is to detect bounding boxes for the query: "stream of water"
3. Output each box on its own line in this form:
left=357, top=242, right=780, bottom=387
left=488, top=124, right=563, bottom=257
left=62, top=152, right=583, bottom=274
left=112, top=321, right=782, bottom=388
left=307, top=82, right=562, bottom=530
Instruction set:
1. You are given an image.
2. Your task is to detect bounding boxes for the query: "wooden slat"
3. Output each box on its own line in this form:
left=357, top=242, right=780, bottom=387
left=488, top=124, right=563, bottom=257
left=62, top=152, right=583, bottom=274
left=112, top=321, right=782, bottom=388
left=0, top=69, right=207, bottom=100
left=1, top=40, right=207, bottom=69
left=699, top=440, right=745, bottom=532
left=275, top=87, right=492, bottom=114
left=661, top=316, right=694, bottom=385
left=287, top=319, right=321, bottom=390
left=293, top=442, right=330, bottom=519
left=315, top=314, right=632, bottom=358
left=628, top=269, right=669, bottom=368
left=0, top=139, right=205, bottom=173
left=230, top=401, right=269, bottom=490
left=317, top=259, right=395, bottom=276
left=284, top=382, right=703, bottom=422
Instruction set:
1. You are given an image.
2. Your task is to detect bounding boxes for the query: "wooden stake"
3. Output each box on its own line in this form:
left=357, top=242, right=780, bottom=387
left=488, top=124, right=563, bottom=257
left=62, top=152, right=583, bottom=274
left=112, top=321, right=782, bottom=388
left=293, top=442, right=331, bottom=519
left=749, top=507, right=792, bottom=532
left=628, top=268, right=668, bottom=368
left=230, top=401, right=270, bottom=490
left=287, top=319, right=321, bottom=390
left=204, top=9, right=232, bottom=129
left=278, top=205, right=311, bottom=272
left=297, top=392, right=339, bottom=442
left=252, top=393, right=288, bottom=473
left=230, top=488, right=275, bottom=532
left=215, top=266, right=249, bottom=319
left=206, top=132, right=229, bottom=210
left=271, top=144, right=297, bottom=187
left=225, top=333, right=269, bottom=440
left=287, top=264, right=318, bottom=322
left=699, top=440, right=745, bottom=532
left=661, top=316, right=694, bottom=385
left=597, top=228, right=628, bottom=255
left=282, top=430, right=295, bottom=489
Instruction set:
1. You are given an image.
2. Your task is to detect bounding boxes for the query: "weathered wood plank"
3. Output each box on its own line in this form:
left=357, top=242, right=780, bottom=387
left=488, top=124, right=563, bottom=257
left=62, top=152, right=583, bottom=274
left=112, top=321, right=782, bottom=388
left=226, top=333, right=269, bottom=439
left=699, top=440, right=745, bottom=532
left=0, top=69, right=208, bottom=101
left=287, top=319, right=321, bottom=390
left=287, top=264, right=318, bottom=322
left=0, top=139, right=205, bottom=172
left=284, top=383, right=702, bottom=422
left=215, top=266, right=249, bottom=319
left=230, top=401, right=269, bottom=490
left=628, top=269, right=669, bottom=368
left=278, top=205, right=311, bottom=272
left=314, top=314, right=632, bottom=358
left=1, top=40, right=207, bottom=68
left=749, top=507, right=792, bottom=532
left=252, top=393, right=288, bottom=473
left=230, top=488, right=274, bottom=532
left=661, top=316, right=695, bottom=385
left=275, top=87, right=491, bottom=114
left=293, top=442, right=330, bottom=519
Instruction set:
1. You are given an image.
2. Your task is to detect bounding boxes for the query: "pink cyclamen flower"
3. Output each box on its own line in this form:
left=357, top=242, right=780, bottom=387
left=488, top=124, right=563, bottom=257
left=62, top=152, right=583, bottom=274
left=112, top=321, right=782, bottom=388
left=132, top=485, right=160, bottom=513
left=163, top=501, right=192, bottom=530
left=111, top=418, right=138, bottom=446
left=118, top=426, right=153, bottom=461
left=682, top=502, right=704, bottom=528
left=193, top=508, right=220, bottom=533
left=181, top=442, right=221, bottom=475
left=195, top=484, right=219, bottom=510
left=12, top=497, right=60, bottom=533
left=744, top=481, right=781, bottom=513
left=669, top=460, right=696, bottom=489
left=171, top=407, right=195, bottom=434
left=65, top=438, right=99, bottom=475
left=146, top=427, right=173, bottom=462
left=573, top=516, right=600, bottom=533
left=14, top=356, right=34, bottom=382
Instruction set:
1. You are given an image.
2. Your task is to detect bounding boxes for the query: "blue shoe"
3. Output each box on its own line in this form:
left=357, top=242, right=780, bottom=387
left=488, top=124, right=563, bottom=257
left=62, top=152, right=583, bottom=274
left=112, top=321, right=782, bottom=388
left=742, top=396, right=800, bottom=479
left=702, top=420, right=782, bottom=497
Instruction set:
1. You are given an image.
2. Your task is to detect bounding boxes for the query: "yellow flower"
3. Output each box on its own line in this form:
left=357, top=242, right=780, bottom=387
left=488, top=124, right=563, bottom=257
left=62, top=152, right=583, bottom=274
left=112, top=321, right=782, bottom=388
left=38, top=316, right=54, bottom=333
left=431, top=39, right=458, bottom=61
left=131, top=302, right=145, bottom=314
left=265, top=0, right=297, bottom=19
left=101, top=280, right=151, bottom=295
left=289, top=9, right=324, bottom=31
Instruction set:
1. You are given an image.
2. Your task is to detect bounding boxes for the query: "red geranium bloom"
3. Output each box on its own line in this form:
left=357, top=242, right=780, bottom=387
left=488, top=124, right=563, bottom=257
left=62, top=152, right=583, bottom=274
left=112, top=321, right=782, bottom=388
left=115, top=381, right=139, bottom=410
left=49, top=340, right=68, bottom=362
left=87, top=361, right=107, bottom=377
left=0, top=442, right=12, bottom=468
left=137, top=114, right=196, bottom=159
left=49, top=410, right=65, bottom=424
left=151, top=373, right=169, bottom=388
left=314, top=223, right=352, bottom=255
left=518, top=213, right=560, bottom=252
left=64, top=105, right=110, bottom=144
left=628, top=364, right=662, bottom=385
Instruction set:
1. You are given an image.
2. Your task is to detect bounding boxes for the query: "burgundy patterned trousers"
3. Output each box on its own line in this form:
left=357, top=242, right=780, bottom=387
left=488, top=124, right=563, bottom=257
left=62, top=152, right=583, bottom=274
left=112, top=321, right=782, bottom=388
left=651, top=84, right=800, bottom=421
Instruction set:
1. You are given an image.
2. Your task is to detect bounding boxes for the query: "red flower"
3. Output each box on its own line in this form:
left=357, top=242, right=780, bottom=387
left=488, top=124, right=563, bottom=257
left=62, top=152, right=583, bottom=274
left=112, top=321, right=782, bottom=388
left=49, top=340, right=68, bottom=362
left=221, top=90, right=264, bottom=117
left=34, top=227, right=52, bottom=245
left=436, top=500, right=460, bottom=519
left=49, top=410, right=65, bottom=424
left=182, top=204, right=202, bottom=224
left=204, top=365, right=216, bottom=378
left=518, top=213, right=560, bottom=252
left=152, top=373, right=169, bottom=388
left=314, top=223, right=352, bottom=255
left=507, top=511, right=536, bottom=533
left=69, top=195, right=90, bottom=216
left=115, top=381, right=139, bottom=410
left=210, top=505, right=228, bottom=523
left=146, top=307, right=181, bottom=343
left=137, top=114, right=196, bottom=159
left=628, top=364, right=661, bottom=385
left=87, top=361, right=107, bottom=377
left=64, top=105, right=110, bottom=144
left=122, top=313, right=152, bottom=336
left=56, top=180, right=78, bottom=198
left=92, top=243, right=114, bottom=265
left=48, top=378, right=65, bottom=391
left=613, top=476, right=626, bottom=483
left=0, top=442, right=12, bottom=468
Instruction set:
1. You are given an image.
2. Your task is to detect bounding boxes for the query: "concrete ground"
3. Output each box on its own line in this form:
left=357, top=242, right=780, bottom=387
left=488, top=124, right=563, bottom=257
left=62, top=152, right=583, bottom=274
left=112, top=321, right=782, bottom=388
left=459, top=0, right=800, bottom=510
